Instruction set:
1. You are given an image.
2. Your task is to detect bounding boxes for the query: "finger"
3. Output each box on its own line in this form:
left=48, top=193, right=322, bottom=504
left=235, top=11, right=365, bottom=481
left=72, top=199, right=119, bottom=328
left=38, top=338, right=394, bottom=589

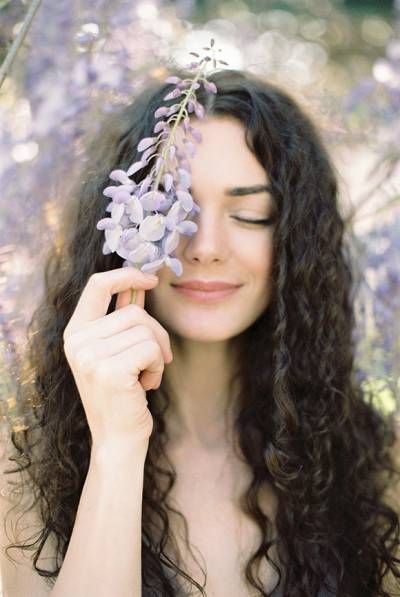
left=108, top=339, right=165, bottom=391
left=65, top=267, right=157, bottom=336
left=79, top=325, right=167, bottom=364
left=115, top=287, right=146, bottom=310
left=82, top=304, right=173, bottom=362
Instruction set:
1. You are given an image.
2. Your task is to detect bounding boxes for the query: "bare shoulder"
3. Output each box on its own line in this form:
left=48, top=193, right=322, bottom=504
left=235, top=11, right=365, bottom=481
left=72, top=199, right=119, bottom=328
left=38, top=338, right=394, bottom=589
left=0, top=433, right=55, bottom=597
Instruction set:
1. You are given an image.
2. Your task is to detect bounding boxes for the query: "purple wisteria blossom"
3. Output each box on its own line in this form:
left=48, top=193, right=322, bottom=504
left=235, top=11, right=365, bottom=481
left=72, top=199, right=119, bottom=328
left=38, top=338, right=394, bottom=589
left=96, top=39, right=223, bottom=280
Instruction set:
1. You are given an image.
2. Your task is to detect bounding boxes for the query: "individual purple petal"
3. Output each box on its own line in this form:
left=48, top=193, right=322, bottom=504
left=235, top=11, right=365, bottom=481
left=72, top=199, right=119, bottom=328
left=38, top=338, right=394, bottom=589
left=139, top=214, right=166, bottom=241
left=128, top=244, right=148, bottom=264
left=111, top=202, right=125, bottom=223
left=177, top=80, right=190, bottom=89
left=125, top=235, right=141, bottom=252
left=165, top=256, right=183, bottom=277
left=127, top=161, right=146, bottom=176
left=154, top=120, right=167, bottom=133
left=121, top=227, right=139, bottom=244
left=102, top=240, right=112, bottom=255
left=167, top=104, right=181, bottom=116
left=126, top=196, right=144, bottom=224
left=120, top=214, right=131, bottom=227
left=191, top=201, right=201, bottom=214
left=187, top=100, right=195, bottom=113
left=176, top=190, right=193, bottom=211
left=162, top=229, right=180, bottom=254
left=163, top=172, right=174, bottom=192
left=203, top=81, right=217, bottom=93
left=109, top=169, right=133, bottom=185
left=96, top=217, right=115, bottom=230
left=177, top=220, right=198, bottom=235
left=103, top=184, right=134, bottom=198
left=105, top=225, right=123, bottom=251
left=140, top=190, right=165, bottom=211
left=184, top=141, right=196, bottom=158
left=140, top=257, right=165, bottom=274
left=128, top=241, right=159, bottom=264
left=116, top=243, right=131, bottom=260
left=154, top=106, right=169, bottom=118
left=137, top=136, right=157, bottom=152
left=182, top=117, right=190, bottom=133
left=141, top=145, right=157, bottom=163
left=163, top=88, right=182, bottom=101
left=103, top=186, right=118, bottom=198
left=165, top=76, right=181, bottom=84
left=178, top=168, right=191, bottom=189
left=158, top=195, right=173, bottom=212
left=165, top=201, right=187, bottom=230
left=113, top=189, right=132, bottom=204
left=179, top=159, right=191, bottom=172
left=190, top=127, right=202, bottom=143
left=155, top=156, right=164, bottom=174
left=194, top=102, right=205, bottom=119
left=138, top=175, right=152, bottom=195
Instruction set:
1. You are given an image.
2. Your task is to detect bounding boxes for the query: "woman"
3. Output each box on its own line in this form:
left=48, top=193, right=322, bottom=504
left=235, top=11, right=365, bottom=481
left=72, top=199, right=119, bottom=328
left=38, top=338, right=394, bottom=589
left=1, top=68, right=399, bottom=596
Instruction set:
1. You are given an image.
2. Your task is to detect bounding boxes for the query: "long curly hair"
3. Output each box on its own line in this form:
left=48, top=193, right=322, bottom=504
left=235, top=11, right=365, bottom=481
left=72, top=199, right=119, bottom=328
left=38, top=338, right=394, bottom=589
left=3, top=68, right=400, bottom=597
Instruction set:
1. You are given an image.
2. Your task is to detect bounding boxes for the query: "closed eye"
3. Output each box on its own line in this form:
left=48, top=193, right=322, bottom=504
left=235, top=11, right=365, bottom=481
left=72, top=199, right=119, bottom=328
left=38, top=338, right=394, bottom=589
left=232, top=216, right=276, bottom=226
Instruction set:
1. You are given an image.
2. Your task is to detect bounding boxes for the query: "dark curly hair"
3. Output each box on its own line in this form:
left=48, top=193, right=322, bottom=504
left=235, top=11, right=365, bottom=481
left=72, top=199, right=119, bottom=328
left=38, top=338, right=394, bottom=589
left=3, top=68, right=400, bottom=597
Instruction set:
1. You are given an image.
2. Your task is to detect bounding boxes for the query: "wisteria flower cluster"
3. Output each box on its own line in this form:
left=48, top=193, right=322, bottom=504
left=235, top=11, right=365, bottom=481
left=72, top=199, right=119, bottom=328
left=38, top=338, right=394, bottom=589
left=96, top=39, right=227, bottom=301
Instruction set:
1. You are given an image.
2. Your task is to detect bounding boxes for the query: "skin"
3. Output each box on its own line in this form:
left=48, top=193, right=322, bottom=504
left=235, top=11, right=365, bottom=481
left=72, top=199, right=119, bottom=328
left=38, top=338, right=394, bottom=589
left=144, top=116, right=277, bottom=451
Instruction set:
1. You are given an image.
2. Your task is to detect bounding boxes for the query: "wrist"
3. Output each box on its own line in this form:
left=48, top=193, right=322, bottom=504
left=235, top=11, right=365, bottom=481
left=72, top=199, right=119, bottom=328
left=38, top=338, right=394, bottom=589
left=91, top=437, right=149, bottom=469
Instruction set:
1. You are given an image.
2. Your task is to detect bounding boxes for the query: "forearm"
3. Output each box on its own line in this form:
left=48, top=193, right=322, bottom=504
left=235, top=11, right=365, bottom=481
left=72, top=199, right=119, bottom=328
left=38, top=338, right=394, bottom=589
left=51, top=440, right=148, bottom=597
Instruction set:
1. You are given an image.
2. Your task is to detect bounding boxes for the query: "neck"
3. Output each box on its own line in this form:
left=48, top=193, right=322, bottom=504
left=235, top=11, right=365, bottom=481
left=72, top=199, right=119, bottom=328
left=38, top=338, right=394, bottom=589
left=159, top=334, right=241, bottom=451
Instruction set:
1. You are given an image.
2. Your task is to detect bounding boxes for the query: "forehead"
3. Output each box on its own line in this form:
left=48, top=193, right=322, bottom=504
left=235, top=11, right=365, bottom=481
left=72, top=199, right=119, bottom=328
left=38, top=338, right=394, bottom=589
left=173, top=116, right=269, bottom=190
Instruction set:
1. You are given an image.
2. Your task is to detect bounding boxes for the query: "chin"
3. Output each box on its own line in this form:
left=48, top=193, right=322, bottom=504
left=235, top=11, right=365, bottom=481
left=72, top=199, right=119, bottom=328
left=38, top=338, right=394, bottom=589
left=157, top=310, right=259, bottom=343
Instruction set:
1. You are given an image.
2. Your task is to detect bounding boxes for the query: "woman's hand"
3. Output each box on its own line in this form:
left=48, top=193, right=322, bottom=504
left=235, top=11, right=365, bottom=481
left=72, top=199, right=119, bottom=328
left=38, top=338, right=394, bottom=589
left=63, top=267, right=172, bottom=448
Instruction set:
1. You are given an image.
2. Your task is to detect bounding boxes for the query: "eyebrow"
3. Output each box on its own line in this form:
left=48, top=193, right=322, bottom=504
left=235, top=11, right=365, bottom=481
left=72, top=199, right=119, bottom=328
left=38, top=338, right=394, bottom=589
left=224, top=184, right=273, bottom=196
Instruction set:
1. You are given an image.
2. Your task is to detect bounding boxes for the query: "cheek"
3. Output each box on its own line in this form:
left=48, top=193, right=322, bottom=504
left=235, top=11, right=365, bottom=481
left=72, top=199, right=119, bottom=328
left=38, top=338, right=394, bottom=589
left=234, top=233, right=274, bottom=281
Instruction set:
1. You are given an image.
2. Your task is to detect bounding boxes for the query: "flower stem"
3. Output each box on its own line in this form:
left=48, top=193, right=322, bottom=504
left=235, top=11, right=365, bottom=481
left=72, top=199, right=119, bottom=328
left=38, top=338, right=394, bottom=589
left=152, top=61, right=207, bottom=192
left=0, top=0, right=43, bottom=91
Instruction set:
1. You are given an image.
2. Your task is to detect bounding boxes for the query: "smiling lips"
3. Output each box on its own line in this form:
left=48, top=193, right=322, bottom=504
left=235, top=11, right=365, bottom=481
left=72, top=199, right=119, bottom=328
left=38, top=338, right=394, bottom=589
left=171, top=280, right=242, bottom=302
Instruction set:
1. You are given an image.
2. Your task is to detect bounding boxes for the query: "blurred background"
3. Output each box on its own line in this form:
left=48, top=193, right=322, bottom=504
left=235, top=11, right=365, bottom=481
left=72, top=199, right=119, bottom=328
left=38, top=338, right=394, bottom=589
left=0, top=0, right=399, bottom=531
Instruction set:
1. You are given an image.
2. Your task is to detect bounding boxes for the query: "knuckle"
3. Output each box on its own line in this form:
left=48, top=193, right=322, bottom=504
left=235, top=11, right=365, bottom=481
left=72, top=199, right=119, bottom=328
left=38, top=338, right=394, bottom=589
left=63, top=332, right=76, bottom=357
left=160, top=327, right=170, bottom=342
left=145, top=338, right=163, bottom=359
left=135, top=324, right=153, bottom=339
left=96, top=361, right=112, bottom=382
left=62, top=325, right=70, bottom=343
left=125, top=303, right=141, bottom=319
left=89, top=272, right=106, bottom=289
left=75, top=346, right=95, bottom=373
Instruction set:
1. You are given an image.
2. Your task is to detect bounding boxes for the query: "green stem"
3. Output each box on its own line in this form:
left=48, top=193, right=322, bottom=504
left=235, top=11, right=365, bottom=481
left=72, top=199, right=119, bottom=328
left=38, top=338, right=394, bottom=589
left=152, top=61, right=207, bottom=191
left=0, top=0, right=43, bottom=91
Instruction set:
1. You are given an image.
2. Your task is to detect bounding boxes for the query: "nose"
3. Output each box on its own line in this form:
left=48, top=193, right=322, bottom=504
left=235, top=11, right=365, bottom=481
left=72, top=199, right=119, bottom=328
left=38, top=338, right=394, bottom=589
left=180, top=207, right=229, bottom=265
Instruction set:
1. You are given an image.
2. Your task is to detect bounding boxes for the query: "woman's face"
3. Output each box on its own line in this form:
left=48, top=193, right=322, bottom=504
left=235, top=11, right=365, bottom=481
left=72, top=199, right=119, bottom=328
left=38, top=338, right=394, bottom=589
left=145, top=116, right=276, bottom=342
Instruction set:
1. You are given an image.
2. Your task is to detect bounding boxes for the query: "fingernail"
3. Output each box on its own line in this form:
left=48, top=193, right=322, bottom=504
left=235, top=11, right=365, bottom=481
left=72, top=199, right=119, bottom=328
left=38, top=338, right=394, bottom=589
left=145, top=273, right=158, bottom=280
